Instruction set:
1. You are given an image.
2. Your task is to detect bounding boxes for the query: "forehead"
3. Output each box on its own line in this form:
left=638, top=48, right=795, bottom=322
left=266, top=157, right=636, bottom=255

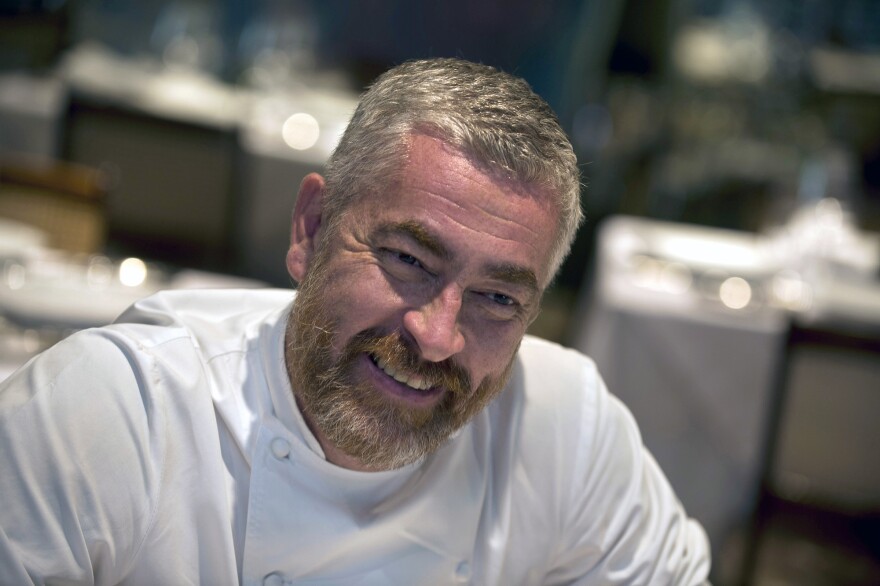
left=347, top=134, right=559, bottom=284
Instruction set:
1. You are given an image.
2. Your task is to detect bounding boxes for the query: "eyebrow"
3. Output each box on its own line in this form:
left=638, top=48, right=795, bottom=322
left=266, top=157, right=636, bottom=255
left=485, top=263, right=539, bottom=295
left=375, top=220, right=540, bottom=295
left=375, top=221, right=452, bottom=260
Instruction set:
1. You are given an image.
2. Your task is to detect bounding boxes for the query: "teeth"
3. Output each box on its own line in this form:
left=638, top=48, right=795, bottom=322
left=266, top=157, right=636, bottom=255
left=378, top=357, right=395, bottom=376
left=372, top=354, right=432, bottom=391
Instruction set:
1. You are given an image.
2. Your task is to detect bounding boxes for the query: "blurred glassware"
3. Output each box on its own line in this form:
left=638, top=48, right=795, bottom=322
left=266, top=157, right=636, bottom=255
left=673, top=5, right=772, bottom=85
left=236, top=0, right=318, bottom=91
left=149, top=1, right=223, bottom=75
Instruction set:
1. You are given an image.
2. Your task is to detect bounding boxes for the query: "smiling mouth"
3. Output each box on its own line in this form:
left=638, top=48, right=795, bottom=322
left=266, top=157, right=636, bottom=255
left=369, top=353, right=434, bottom=391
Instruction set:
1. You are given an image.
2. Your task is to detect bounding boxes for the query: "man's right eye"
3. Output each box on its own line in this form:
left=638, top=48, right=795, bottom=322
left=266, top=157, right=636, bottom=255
left=378, top=248, right=428, bottom=274
left=396, top=252, right=422, bottom=268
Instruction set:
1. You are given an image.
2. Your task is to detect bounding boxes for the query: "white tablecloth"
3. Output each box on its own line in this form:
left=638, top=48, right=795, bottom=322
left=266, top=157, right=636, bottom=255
left=571, top=216, right=789, bottom=563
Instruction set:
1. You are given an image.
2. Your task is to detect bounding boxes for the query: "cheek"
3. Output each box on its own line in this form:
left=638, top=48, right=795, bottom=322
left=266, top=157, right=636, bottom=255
left=321, top=262, right=406, bottom=334
left=463, top=325, right=523, bottom=380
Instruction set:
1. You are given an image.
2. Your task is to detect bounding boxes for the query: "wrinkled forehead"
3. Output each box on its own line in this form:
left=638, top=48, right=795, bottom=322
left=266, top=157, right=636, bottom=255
left=352, top=133, right=558, bottom=210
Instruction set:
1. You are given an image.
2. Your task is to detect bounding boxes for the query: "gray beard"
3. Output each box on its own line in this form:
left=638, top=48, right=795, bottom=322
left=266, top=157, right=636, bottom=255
left=284, top=253, right=513, bottom=470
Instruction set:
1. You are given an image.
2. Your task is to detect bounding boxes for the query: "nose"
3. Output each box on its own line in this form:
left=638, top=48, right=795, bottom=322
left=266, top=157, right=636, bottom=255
left=402, top=285, right=466, bottom=362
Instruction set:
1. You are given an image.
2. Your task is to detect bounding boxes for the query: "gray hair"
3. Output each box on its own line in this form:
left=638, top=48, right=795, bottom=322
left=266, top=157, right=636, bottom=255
left=322, top=58, right=582, bottom=279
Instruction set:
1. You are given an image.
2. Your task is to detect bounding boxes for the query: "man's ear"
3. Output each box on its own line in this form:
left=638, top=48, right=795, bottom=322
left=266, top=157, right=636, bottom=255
left=286, top=173, right=326, bottom=284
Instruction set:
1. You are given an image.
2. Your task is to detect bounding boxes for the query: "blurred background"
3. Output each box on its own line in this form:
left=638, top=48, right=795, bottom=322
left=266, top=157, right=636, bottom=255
left=1, top=0, right=879, bottom=583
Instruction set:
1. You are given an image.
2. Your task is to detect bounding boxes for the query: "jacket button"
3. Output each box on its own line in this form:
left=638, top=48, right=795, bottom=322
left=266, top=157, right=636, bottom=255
left=263, top=572, right=285, bottom=586
left=270, top=437, right=291, bottom=460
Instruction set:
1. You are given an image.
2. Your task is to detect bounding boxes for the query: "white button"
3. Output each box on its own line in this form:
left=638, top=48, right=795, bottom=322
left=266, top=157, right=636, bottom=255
left=454, top=560, right=471, bottom=583
left=270, top=437, right=291, bottom=460
left=263, top=573, right=285, bottom=586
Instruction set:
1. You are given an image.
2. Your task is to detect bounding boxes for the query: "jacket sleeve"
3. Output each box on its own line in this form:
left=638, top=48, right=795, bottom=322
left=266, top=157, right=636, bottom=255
left=0, top=330, right=163, bottom=585
left=545, top=358, right=712, bottom=585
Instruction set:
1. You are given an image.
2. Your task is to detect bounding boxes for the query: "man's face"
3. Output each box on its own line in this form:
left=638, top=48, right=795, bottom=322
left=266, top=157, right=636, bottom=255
left=286, top=134, right=558, bottom=470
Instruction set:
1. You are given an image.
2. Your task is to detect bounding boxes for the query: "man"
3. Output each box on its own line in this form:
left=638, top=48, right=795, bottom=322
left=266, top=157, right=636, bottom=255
left=0, top=58, right=710, bottom=584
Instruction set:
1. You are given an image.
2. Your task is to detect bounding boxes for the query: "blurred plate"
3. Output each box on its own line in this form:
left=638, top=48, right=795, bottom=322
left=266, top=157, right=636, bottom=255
left=0, top=254, right=164, bottom=330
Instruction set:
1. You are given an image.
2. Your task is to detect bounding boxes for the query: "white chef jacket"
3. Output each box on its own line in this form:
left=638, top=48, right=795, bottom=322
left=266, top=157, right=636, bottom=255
left=0, top=289, right=710, bottom=585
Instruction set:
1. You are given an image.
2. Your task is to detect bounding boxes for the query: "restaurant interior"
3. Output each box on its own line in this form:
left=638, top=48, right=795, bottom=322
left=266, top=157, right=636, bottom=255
left=1, top=0, right=879, bottom=583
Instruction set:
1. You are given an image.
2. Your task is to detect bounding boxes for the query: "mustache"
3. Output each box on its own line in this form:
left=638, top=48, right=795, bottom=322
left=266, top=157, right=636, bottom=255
left=341, top=328, right=472, bottom=396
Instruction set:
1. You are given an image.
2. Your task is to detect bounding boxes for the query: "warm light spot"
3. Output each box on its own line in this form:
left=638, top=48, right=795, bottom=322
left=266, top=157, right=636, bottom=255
left=719, top=276, right=752, bottom=309
left=119, top=258, right=147, bottom=287
left=771, top=270, right=811, bottom=311
left=282, top=112, right=320, bottom=150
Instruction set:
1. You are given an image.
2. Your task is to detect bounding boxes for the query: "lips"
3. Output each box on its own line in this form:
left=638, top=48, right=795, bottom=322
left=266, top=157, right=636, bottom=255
left=370, top=353, right=434, bottom=391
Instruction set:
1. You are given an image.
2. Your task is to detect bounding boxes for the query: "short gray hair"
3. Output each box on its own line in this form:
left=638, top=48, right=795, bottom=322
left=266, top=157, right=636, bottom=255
left=322, top=58, right=582, bottom=279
